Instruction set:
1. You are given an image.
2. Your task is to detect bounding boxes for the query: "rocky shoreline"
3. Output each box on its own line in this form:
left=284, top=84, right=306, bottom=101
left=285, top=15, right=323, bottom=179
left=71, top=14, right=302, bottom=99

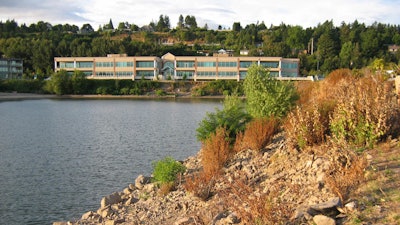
left=52, top=132, right=376, bottom=225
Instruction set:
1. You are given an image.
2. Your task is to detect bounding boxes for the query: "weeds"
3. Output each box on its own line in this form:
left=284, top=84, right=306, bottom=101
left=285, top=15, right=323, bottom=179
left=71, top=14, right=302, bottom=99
left=324, top=144, right=368, bottom=202
left=234, top=117, right=279, bottom=152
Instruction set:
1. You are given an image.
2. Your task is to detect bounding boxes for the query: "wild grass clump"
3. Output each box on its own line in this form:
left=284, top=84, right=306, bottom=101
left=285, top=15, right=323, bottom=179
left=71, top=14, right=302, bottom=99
left=234, top=117, right=279, bottom=152
left=201, top=127, right=232, bottom=177
left=222, top=178, right=294, bottom=224
left=285, top=68, right=400, bottom=151
left=324, top=143, right=368, bottom=202
left=185, top=127, right=232, bottom=200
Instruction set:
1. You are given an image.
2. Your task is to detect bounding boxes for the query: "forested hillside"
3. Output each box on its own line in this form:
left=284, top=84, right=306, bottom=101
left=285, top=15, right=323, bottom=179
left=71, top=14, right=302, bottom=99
left=1, top=16, right=399, bottom=78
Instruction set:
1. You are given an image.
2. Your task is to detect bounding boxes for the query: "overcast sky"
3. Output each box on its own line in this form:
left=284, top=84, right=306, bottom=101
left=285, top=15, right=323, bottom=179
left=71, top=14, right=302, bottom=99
left=0, top=0, right=399, bottom=29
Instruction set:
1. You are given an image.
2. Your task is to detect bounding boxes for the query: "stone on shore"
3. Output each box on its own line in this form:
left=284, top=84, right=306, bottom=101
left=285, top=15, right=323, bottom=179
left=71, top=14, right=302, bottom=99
left=101, top=192, right=122, bottom=208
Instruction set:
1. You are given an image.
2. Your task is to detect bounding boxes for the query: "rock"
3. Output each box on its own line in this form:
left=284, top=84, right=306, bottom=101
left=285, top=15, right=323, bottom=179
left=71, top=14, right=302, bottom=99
left=123, top=187, right=132, bottom=195
left=97, top=206, right=112, bottom=218
left=104, top=220, right=116, bottom=225
left=310, top=197, right=342, bottom=216
left=345, top=201, right=357, bottom=212
left=135, top=175, right=151, bottom=190
left=174, top=217, right=194, bottom=225
left=313, top=214, right=336, bottom=225
left=129, top=183, right=136, bottom=190
left=101, top=192, right=122, bottom=208
left=81, top=211, right=93, bottom=220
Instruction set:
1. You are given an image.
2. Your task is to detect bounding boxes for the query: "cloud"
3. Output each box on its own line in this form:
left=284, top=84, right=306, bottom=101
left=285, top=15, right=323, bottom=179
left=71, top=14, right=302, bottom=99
left=0, top=0, right=399, bottom=29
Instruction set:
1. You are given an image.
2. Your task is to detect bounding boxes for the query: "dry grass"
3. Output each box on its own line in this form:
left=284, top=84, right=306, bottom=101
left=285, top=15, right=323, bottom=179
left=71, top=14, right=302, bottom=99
left=201, top=127, right=232, bottom=177
left=234, top=117, right=279, bottom=152
left=222, top=178, right=294, bottom=225
left=183, top=171, right=216, bottom=200
left=286, top=69, right=400, bottom=150
left=324, top=144, right=368, bottom=202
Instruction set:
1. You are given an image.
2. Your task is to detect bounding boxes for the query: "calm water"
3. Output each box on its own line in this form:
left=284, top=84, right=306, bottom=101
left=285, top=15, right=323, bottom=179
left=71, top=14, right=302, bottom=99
left=0, top=98, right=221, bottom=225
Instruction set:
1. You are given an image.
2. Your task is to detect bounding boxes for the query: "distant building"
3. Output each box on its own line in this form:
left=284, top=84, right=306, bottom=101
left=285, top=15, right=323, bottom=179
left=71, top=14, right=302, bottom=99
left=54, top=53, right=300, bottom=81
left=0, top=58, right=23, bottom=79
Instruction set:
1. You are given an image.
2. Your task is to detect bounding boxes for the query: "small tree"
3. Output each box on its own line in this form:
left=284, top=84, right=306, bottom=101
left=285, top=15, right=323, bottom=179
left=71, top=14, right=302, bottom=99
left=71, top=70, right=88, bottom=94
left=45, top=70, right=71, bottom=95
left=243, top=64, right=298, bottom=119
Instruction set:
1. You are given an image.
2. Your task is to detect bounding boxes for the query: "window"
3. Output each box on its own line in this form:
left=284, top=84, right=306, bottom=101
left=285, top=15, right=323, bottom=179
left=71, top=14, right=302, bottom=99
left=116, top=62, right=134, bottom=67
left=96, top=71, right=114, bottom=77
left=239, top=61, right=255, bottom=68
left=116, top=71, right=133, bottom=76
left=269, top=71, right=279, bottom=77
left=218, top=72, right=237, bottom=76
left=281, top=71, right=297, bottom=77
left=197, top=62, right=216, bottom=67
left=176, top=61, right=194, bottom=68
left=76, top=62, right=93, bottom=68
left=197, top=71, right=216, bottom=76
left=281, top=62, right=298, bottom=69
left=136, top=61, right=154, bottom=68
left=136, top=71, right=154, bottom=77
left=96, top=62, right=114, bottom=67
left=60, top=62, right=74, bottom=68
left=218, top=61, right=237, bottom=67
left=260, top=61, right=279, bottom=68
left=239, top=71, right=247, bottom=78
left=176, top=71, right=194, bottom=77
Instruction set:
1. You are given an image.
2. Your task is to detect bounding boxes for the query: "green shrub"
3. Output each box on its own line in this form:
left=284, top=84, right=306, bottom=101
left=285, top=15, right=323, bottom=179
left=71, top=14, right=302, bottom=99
left=243, top=64, right=298, bottom=119
left=155, top=89, right=166, bottom=96
left=152, top=157, right=186, bottom=184
left=196, top=95, right=251, bottom=144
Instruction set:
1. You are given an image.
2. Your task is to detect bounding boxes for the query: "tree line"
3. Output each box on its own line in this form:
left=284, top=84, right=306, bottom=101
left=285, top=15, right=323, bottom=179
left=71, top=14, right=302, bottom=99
left=0, top=17, right=399, bottom=78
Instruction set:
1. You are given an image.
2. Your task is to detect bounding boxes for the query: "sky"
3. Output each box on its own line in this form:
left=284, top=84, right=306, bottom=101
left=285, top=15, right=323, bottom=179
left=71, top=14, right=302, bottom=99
left=0, top=0, right=399, bottom=30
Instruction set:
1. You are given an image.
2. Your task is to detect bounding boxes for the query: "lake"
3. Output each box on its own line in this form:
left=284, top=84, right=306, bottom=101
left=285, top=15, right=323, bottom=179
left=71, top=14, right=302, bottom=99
left=0, top=98, right=221, bottom=225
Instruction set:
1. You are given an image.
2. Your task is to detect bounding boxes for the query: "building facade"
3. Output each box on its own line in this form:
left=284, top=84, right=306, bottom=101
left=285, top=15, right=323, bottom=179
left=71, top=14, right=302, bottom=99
left=54, top=53, right=300, bottom=81
left=0, top=58, right=23, bottom=79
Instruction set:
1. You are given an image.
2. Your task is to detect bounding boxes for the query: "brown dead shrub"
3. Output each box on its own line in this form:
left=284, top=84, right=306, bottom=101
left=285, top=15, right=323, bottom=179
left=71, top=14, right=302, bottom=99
left=325, top=144, right=368, bottom=202
left=201, top=127, right=232, bottom=177
left=183, top=171, right=216, bottom=200
left=234, top=117, right=279, bottom=152
left=222, top=178, right=294, bottom=224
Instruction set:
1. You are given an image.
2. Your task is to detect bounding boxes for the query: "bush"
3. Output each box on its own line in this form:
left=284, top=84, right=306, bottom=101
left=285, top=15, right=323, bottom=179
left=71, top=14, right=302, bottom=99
left=243, top=64, right=299, bottom=119
left=196, top=95, right=251, bottom=144
left=152, top=157, right=186, bottom=184
left=329, top=73, right=400, bottom=148
left=324, top=143, right=368, bottom=202
left=184, top=171, right=216, bottom=200
left=235, top=117, right=279, bottom=152
left=285, top=69, right=400, bottom=150
left=201, top=127, right=231, bottom=177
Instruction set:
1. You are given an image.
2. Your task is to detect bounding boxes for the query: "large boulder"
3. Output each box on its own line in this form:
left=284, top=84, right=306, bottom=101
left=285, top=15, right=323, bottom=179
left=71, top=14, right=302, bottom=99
left=101, top=192, right=122, bottom=208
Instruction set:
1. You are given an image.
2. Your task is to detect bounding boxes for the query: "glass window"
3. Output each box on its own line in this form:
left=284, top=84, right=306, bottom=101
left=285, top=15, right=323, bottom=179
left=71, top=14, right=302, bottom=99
left=269, top=71, right=279, bottom=77
left=260, top=61, right=279, bottom=68
left=282, top=62, right=298, bottom=69
left=197, top=62, right=216, bottom=67
left=218, top=72, right=237, bottom=76
left=136, top=61, right=154, bottom=68
left=116, top=71, right=133, bottom=76
left=176, top=61, right=194, bottom=68
left=281, top=71, right=297, bottom=77
left=96, top=62, right=114, bottom=67
left=218, top=61, right=237, bottom=67
left=239, top=61, right=255, bottom=68
left=176, top=71, right=194, bottom=77
left=197, top=71, right=216, bottom=76
left=136, top=71, right=154, bottom=77
left=116, top=62, right=134, bottom=67
left=96, top=71, right=114, bottom=77
left=239, top=71, right=247, bottom=78
left=76, top=62, right=93, bottom=68
left=60, top=62, right=75, bottom=68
